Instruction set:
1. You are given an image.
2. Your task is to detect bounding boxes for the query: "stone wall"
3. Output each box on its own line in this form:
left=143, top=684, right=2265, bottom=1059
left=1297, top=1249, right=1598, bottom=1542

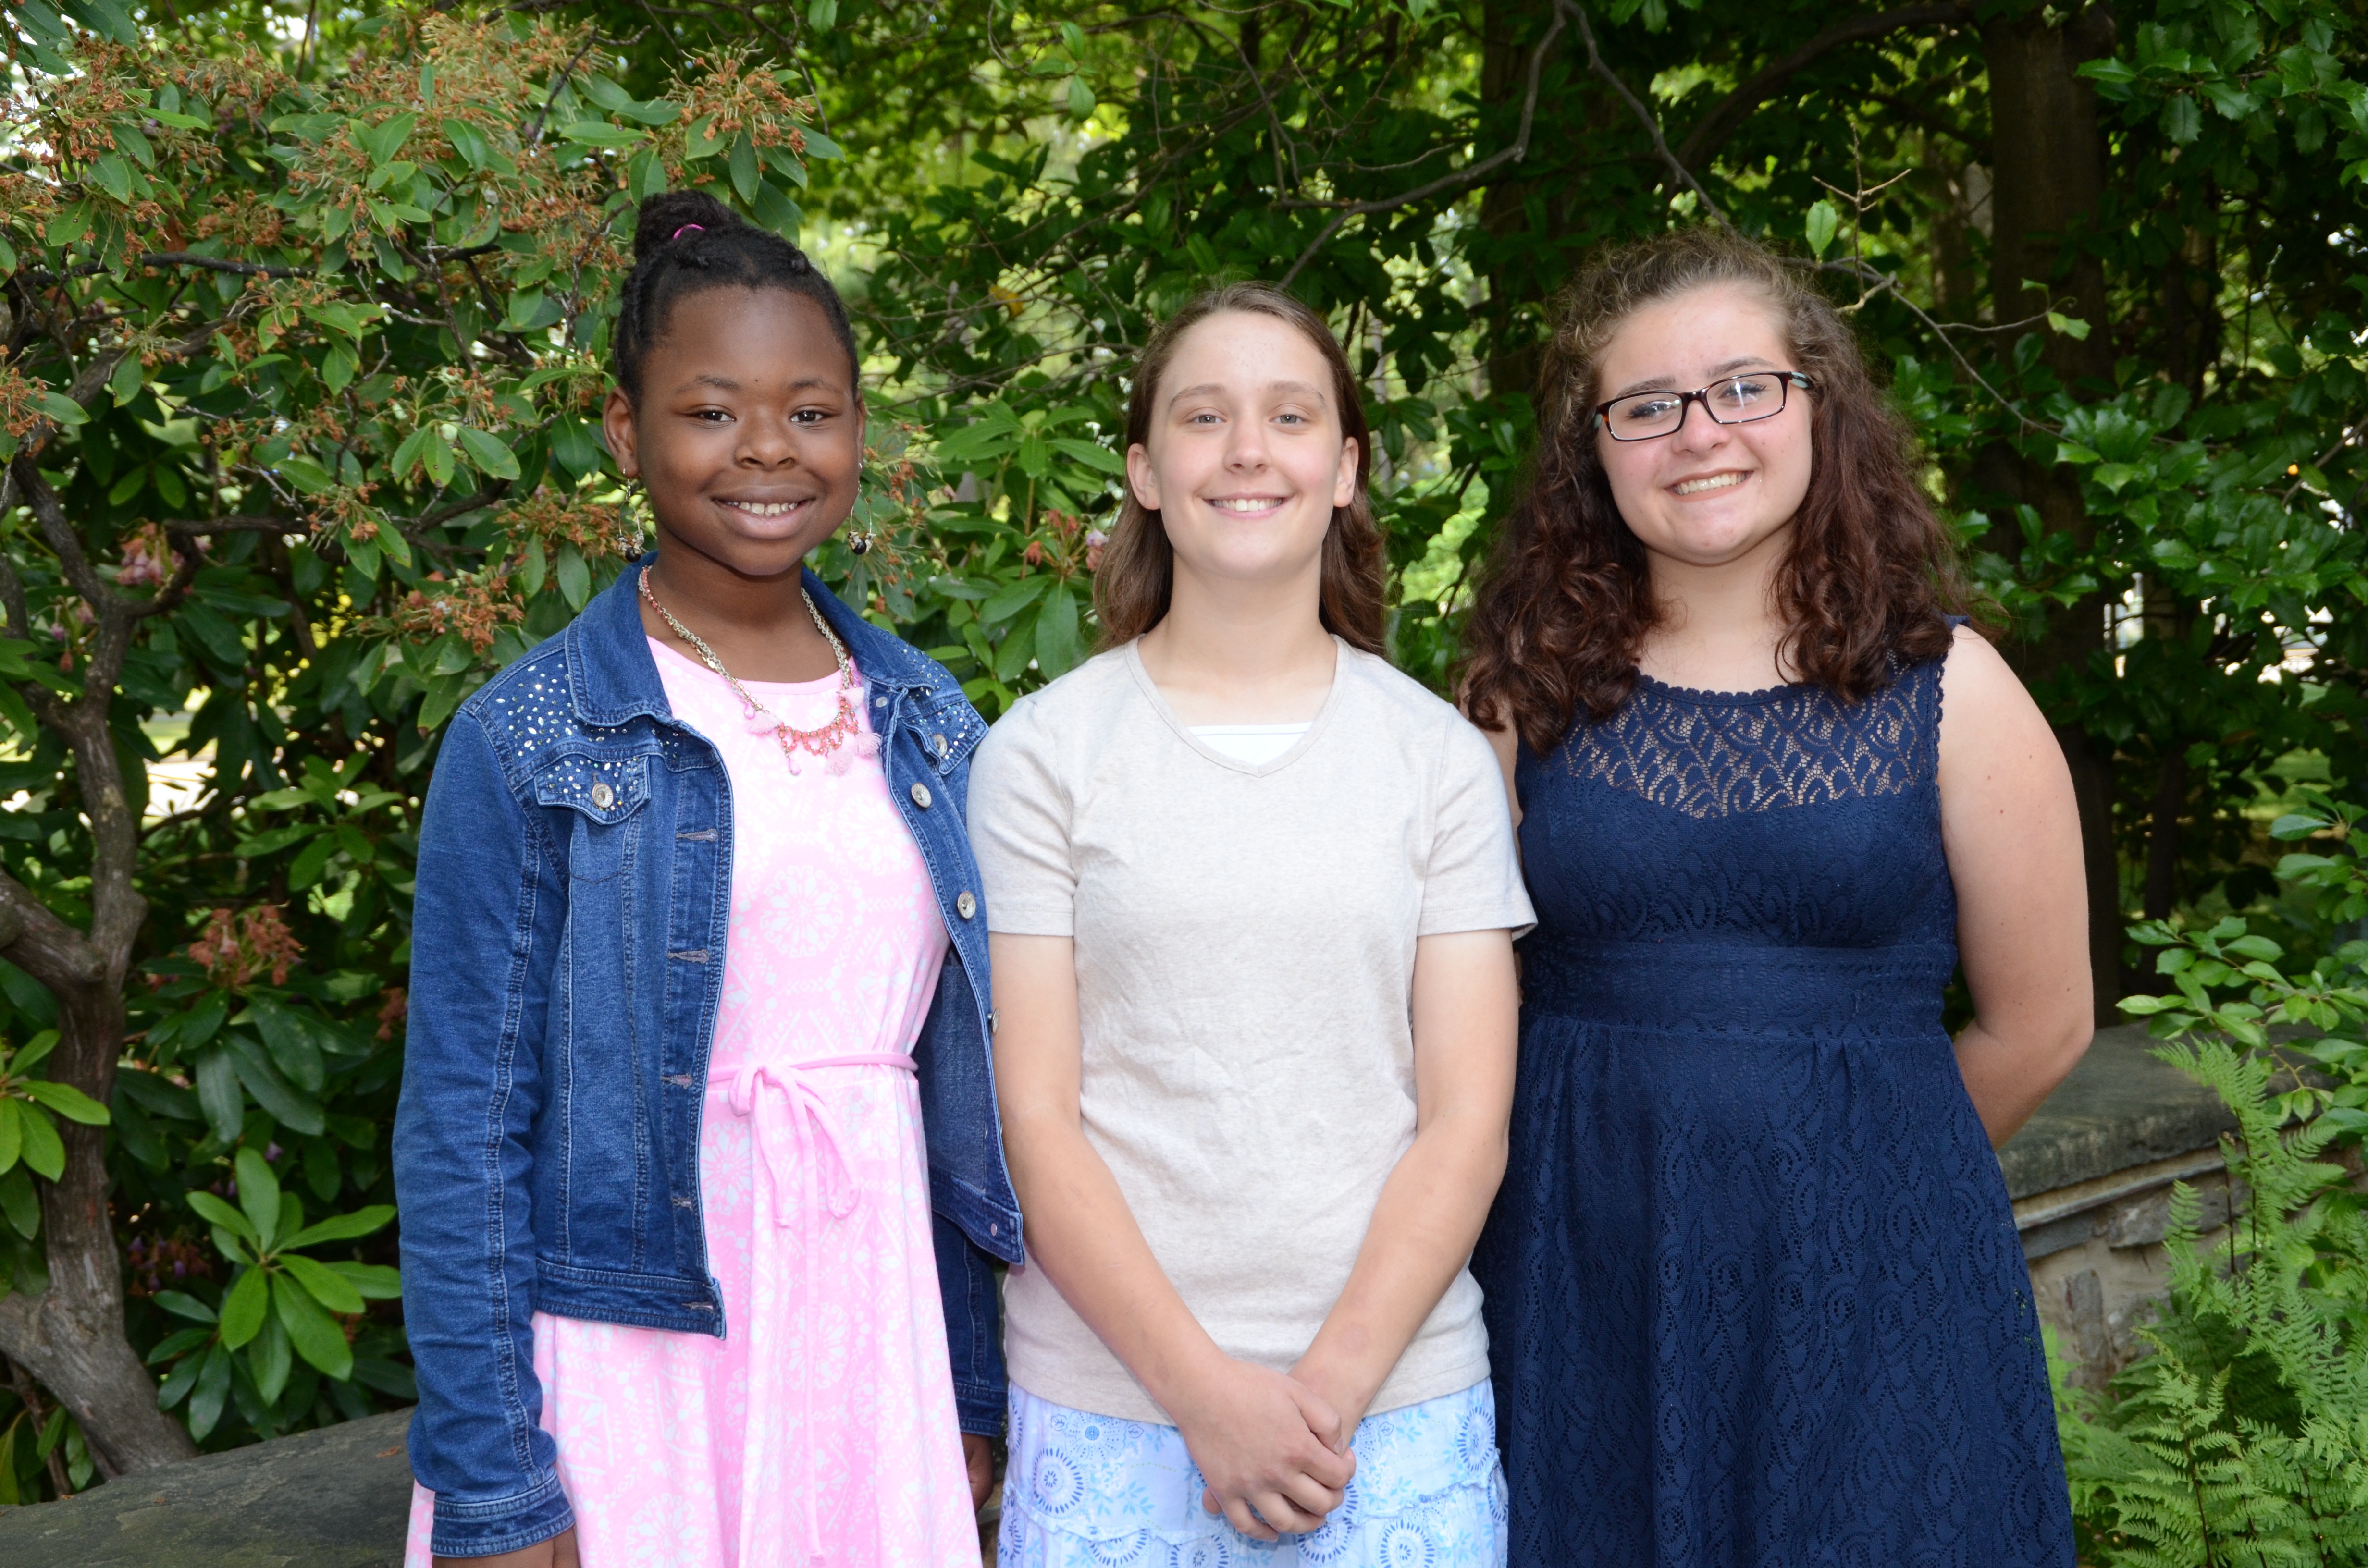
left=0, top=1406, right=413, bottom=1566
left=2000, top=1023, right=2242, bottom=1386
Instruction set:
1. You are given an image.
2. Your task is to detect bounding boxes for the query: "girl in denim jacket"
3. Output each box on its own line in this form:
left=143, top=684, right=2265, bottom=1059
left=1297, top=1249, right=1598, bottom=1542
left=395, top=190, right=1020, bottom=1567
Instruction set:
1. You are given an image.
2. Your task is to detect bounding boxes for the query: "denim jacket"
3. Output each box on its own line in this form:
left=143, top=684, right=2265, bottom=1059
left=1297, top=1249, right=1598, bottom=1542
left=395, top=561, right=1024, bottom=1557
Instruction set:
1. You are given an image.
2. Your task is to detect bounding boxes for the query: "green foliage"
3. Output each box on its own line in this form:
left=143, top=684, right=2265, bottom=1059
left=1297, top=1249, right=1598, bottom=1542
left=2070, top=808, right=2368, bottom=1563
left=147, top=1145, right=401, bottom=1442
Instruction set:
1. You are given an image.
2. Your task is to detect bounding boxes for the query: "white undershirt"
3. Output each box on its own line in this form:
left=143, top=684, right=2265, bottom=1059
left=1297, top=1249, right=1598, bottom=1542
left=1188, top=722, right=1312, bottom=766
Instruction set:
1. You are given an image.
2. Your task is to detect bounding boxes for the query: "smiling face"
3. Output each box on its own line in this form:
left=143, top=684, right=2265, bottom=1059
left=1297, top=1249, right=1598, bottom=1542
left=1125, top=309, right=1359, bottom=598
left=601, top=284, right=863, bottom=582
left=1591, top=282, right=1813, bottom=577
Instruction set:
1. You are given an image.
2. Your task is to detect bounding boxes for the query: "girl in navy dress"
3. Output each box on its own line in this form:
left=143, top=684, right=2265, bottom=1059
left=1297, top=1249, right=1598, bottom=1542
left=1461, top=226, right=2091, bottom=1567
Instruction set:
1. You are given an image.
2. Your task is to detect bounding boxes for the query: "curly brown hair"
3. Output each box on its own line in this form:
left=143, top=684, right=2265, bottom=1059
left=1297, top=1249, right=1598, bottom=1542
left=1093, top=282, right=1386, bottom=655
left=1460, top=226, right=1975, bottom=757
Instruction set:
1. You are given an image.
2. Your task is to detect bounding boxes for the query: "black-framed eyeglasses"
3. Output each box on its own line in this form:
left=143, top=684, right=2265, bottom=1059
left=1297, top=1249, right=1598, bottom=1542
left=1593, top=371, right=1814, bottom=441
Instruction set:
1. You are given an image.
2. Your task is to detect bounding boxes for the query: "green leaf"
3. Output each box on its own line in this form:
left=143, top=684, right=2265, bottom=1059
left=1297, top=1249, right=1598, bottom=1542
left=980, top=575, right=1050, bottom=625
left=225, top=1034, right=327, bottom=1136
left=89, top=152, right=135, bottom=203
left=218, top=1265, right=270, bottom=1349
left=10, top=1031, right=58, bottom=1074
left=0, top=1166, right=36, bottom=1239
left=2224, top=934, right=2284, bottom=962
left=807, top=0, right=838, bottom=28
left=2162, top=93, right=2202, bottom=144
left=2269, top=813, right=2329, bottom=840
left=279, top=456, right=338, bottom=496
left=2045, top=310, right=2092, bottom=341
left=0, top=1098, right=18, bottom=1176
left=235, top=1146, right=282, bottom=1250
left=249, top=1308, right=293, bottom=1402
left=245, top=998, right=328, bottom=1094
left=187, top=1345, right=232, bottom=1440
left=109, top=353, right=146, bottom=407
left=273, top=1272, right=353, bottom=1380
left=34, top=392, right=87, bottom=428
left=1046, top=436, right=1125, bottom=475
left=729, top=134, right=762, bottom=204
left=456, top=426, right=522, bottom=481
left=555, top=541, right=591, bottom=610
left=423, top=431, right=456, bottom=489
left=1036, top=584, right=1082, bottom=677
left=16, top=1102, right=63, bottom=1181
left=284, top=1204, right=396, bottom=1250
left=23, top=1079, right=109, bottom=1125
left=559, top=121, right=648, bottom=149
left=802, top=129, right=843, bottom=161
left=441, top=117, right=490, bottom=169
left=1066, top=76, right=1096, bottom=121
left=187, top=1188, right=257, bottom=1243
left=1802, top=200, right=1840, bottom=260
left=325, top=1260, right=404, bottom=1299
left=152, top=1289, right=218, bottom=1324
left=288, top=833, right=338, bottom=890
left=280, top=1251, right=366, bottom=1314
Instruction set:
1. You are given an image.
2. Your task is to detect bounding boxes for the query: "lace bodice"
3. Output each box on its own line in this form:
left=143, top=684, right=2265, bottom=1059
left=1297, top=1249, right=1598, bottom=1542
left=1516, top=660, right=1956, bottom=958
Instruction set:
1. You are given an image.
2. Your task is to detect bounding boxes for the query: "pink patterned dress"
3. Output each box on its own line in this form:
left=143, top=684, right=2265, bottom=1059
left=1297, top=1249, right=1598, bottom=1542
left=405, top=637, right=977, bottom=1567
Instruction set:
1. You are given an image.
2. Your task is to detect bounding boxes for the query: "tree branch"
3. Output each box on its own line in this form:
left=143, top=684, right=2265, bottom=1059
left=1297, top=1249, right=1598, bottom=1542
left=1277, top=1, right=1568, bottom=285
left=1674, top=3, right=1975, bottom=172
left=1563, top=0, right=1733, bottom=228
left=0, top=869, right=105, bottom=992
left=161, top=514, right=300, bottom=536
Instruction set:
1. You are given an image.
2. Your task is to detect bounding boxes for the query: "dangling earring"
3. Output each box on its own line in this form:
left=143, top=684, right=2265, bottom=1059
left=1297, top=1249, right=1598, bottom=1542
left=617, top=478, right=648, bottom=558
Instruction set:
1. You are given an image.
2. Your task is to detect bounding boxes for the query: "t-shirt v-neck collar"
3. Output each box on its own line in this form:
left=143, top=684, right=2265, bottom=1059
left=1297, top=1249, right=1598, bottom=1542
left=1122, top=636, right=1347, bottom=778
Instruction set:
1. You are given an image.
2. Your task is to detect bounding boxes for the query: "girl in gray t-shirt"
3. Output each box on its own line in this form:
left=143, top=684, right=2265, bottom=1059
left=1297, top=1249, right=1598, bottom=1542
left=971, top=283, right=1532, bottom=1567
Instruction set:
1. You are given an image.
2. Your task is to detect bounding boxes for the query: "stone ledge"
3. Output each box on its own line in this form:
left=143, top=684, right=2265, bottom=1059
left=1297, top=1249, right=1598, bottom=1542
left=0, top=1407, right=413, bottom=1567
left=1998, top=1023, right=2235, bottom=1203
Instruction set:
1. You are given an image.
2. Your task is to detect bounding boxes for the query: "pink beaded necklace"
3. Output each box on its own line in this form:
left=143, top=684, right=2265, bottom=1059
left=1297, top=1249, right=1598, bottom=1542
left=640, top=565, right=881, bottom=775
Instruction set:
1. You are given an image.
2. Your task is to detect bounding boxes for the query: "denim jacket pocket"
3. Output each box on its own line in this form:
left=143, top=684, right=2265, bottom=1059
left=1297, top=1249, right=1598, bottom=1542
left=533, top=752, right=653, bottom=884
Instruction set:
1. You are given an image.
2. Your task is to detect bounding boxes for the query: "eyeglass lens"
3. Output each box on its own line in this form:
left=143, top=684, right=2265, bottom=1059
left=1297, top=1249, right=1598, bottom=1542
left=1604, top=374, right=1790, bottom=440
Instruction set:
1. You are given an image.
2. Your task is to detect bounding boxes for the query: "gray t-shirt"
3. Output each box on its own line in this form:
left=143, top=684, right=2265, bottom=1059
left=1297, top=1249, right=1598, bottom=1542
left=969, top=637, right=1535, bottom=1423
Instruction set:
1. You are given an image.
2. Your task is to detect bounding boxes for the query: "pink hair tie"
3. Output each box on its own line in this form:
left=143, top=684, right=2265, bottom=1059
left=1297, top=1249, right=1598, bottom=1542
left=671, top=223, right=704, bottom=241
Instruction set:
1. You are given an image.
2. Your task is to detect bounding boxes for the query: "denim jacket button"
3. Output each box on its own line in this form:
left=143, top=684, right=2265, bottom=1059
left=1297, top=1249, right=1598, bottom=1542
left=956, top=890, right=976, bottom=920
left=910, top=782, right=934, bottom=810
left=932, top=732, right=949, bottom=757
left=590, top=782, right=614, bottom=809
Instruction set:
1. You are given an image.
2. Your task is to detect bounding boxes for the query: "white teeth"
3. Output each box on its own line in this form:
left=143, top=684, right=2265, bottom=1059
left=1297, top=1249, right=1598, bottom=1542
left=1673, top=473, right=1745, bottom=496
left=1209, top=497, right=1282, bottom=513
left=726, top=501, right=802, bottom=517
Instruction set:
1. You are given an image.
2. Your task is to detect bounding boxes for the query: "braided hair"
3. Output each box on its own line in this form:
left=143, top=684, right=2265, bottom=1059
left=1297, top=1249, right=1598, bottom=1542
left=610, top=190, right=858, bottom=404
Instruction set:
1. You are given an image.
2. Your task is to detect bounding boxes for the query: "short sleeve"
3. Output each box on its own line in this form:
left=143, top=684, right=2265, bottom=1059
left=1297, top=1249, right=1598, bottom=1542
left=1419, top=713, right=1536, bottom=939
left=968, top=697, right=1079, bottom=937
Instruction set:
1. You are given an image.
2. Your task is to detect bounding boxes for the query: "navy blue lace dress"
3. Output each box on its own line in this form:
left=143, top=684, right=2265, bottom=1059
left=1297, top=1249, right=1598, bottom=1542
left=1472, top=657, right=2073, bottom=1568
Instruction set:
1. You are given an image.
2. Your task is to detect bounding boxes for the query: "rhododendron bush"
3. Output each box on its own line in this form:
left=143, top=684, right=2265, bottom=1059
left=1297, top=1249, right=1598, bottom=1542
left=0, top=4, right=856, bottom=1485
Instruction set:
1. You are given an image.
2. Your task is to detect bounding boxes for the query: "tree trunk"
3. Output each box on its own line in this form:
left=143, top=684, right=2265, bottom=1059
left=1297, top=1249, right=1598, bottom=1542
left=1980, top=2, right=2123, bottom=1022
left=0, top=459, right=197, bottom=1475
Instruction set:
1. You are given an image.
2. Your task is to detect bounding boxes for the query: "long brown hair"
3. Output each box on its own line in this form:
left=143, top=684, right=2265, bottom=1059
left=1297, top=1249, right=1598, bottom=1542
left=1460, top=226, right=1975, bottom=757
left=1093, top=283, right=1386, bottom=655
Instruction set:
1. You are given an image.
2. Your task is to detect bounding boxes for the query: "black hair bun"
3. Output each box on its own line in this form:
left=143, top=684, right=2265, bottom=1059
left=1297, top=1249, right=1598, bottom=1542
left=631, top=190, right=743, bottom=264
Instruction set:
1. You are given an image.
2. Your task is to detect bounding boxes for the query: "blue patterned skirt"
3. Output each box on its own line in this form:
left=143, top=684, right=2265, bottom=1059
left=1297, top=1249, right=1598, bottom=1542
left=998, top=1380, right=1509, bottom=1567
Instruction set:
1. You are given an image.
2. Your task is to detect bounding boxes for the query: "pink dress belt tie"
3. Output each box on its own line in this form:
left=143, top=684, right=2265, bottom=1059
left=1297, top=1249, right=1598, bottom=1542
left=718, top=1053, right=918, bottom=1563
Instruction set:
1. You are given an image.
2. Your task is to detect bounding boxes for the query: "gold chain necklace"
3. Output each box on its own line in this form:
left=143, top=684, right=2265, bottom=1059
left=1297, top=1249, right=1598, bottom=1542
left=639, top=565, right=880, bottom=776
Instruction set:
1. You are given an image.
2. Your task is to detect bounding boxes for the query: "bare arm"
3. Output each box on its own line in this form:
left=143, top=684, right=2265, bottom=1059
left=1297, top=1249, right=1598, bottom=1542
left=989, top=932, right=1353, bottom=1540
left=1292, top=929, right=1518, bottom=1441
left=1938, top=626, right=2094, bottom=1145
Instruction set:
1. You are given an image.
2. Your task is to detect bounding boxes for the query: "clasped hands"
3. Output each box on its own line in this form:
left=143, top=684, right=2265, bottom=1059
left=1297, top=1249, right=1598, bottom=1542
left=1168, top=1350, right=1363, bottom=1542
